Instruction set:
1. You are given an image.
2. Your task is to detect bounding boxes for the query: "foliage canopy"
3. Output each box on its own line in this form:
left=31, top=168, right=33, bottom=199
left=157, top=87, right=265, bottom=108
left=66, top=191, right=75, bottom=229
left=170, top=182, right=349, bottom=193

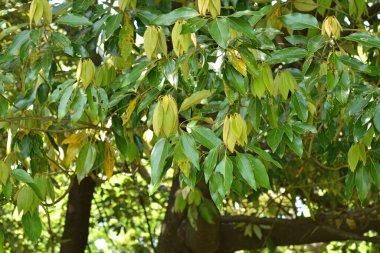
left=0, top=0, right=380, bottom=252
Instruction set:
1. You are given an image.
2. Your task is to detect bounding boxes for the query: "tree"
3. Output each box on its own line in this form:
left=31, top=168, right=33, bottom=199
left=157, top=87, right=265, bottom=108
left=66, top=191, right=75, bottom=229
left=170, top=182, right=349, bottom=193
left=0, top=0, right=380, bottom=252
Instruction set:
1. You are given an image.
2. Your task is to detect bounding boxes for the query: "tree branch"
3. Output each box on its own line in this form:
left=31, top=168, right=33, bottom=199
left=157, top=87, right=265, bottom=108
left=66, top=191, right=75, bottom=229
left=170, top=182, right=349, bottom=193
left=218, top=213, right=380, bottom=252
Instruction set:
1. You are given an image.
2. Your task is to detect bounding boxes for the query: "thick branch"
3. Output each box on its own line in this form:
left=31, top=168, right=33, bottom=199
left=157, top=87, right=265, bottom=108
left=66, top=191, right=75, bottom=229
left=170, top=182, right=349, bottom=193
left=218, top=214, right=380, bottom=252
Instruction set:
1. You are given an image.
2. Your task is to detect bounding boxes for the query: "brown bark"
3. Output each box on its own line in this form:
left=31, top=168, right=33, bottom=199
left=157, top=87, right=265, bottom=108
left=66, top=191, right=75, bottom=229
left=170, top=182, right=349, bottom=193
left=157, top=201, right=380, bottom=253
left=218, top=214, right=380, bottom=253
left=156, top=176, right=188, bottom=253
left=60, top=177, right=96, bottom=253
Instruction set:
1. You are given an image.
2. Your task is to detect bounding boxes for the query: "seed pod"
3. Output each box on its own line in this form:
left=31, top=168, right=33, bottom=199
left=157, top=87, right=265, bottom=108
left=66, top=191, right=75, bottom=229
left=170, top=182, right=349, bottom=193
left=41, top=0, right=52, bottom=25
left=322, top=16, right=342, bottom=39
left=223, top=113, right=247, bottom=152
left=30, top=0, right=43, bottom=27
left=30, top=0, right=51, bottom=27
left=233, top=113, right=247, bottom=146
left=144, top=26, right=159, bottom=60
left=172, top=20, right=193, bottom=57
left=157, top=27, right=168, bottom=57
left=153, top=95, right=178, bottom=137
left=209, top=0, right=221, bottom=19
left=153, top=102, right=164, bottom=137
left=77, top=59, right=96, bottom=89
left=198, top=0, right=210, bottom=15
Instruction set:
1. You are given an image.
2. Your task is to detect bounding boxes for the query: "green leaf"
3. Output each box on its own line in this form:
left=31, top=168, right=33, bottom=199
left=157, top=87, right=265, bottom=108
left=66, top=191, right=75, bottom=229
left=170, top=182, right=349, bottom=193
left=373, top=105, right=380, bottom=132
left=70, top=88, right=87, bottom=122
left=267, top=128, right=284, bottom=152
left=191, top=126, right=222, bottom=150
left=237, top=46, right=258, bottom=76
left=338, top=55, right=380, bottom=76
left=199, top=199, right=218, bottom=224
left=355, top=166, right=371, bottom=202
left=181, top=133, right=200, bottom=170
left=209, top=173, right=224, bottom=210
left=203, top=147, right=218, bottom=183
left=291, top=91, right=308, bottom=122
left=73, top=0, right=94, bottom=13
left=248, top=156, right=270, bottom=189
left=307, top=35, right=327, bottom=53
left=246, top=145, right=282, bottom=168
left=22, top=211, right=42, bottom=243
left=12, top=169, right=34, bottom=184
left=6, top=30, right=30, bottom=56
left=0, top=227, right=4, bottom=253
left=76, top=142, right=97, bottom=183
left=348, top=144, right=360, bottom=172
left=280, top=13, right=319, bottom=30
left=0, top=95, right=8, bottom=116
left=236, top=153, right=256, bottom=189
left=345, top=32, right=380, bottom=48
left=225, top=64, right=246, bottom=95
left=137, top=88, right=161, bottom=113
left=286, top=134, right=303, bottom=157
left=58, top=85, right=74, bottom=120
left=105, top=14, right=123, bottom=39
left=248, top=98, right=261, bottom=132
left=179, top=90, right=213, bottom=112
left=227, top=17, right=254, bottom=36
left=181, top=17, right=208, bottom=34
left=56, top=14, right=92, bottom=27
left=0, top=161, right=10, bottom=185
left=345, top=171, right=355, bottom=199
left=370, top=160, right=380, bottom=190
left=267, top=47, right=308, bottom=64
left=152, top=7, right=199, bottom=26
left=208, top=18, right=230, bottom=49
left=150, top=138, right=170, bottom=192
left=215, top=155, right=234, bottom=193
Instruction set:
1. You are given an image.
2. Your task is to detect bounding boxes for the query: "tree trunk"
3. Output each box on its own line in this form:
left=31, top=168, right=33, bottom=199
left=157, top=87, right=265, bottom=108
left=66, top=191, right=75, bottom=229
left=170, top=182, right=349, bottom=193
left=60, top=177, right=96, bottom=253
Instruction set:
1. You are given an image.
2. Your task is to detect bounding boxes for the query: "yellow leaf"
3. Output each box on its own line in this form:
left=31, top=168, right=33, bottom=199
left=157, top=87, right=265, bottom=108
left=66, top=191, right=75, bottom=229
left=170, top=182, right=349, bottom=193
left=294, top=0, right=317, bottom=12
left=80, top=59, right=96, bottom=89
left=42, top=0, right=52, bottom=25
left=227, top=50, right=247, bottom=77
left=153, top=102, right=164, bottom=136
left=104, top=142, right=115, bottom=179
left=209, top=0, right=221, bottom=19
left=123, top=97, right=139, bottom=125
left=179, top=90, right=213, bottom=112
left=198, top=0, right=210, bottom=15
left=157, top=27, right=167, bottom=57
left=62, top=133, right=87, bottom=145
left=118, top=0, right=128, bottom=11
left=30, top=0, right=43, bottom=27
left=143, top=26, right=159, bottom=60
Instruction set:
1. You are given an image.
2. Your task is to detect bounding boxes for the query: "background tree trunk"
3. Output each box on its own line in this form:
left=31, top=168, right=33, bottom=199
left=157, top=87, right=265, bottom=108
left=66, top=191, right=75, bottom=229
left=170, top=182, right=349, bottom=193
left=60, top=177, right=96, bottom=253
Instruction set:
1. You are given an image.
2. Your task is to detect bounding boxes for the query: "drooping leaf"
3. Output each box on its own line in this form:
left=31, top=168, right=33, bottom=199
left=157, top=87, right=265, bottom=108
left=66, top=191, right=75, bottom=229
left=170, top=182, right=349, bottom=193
left=280, top=13, right=319, bottom=30
left=267, top=128, right=284, bottom=152
left=179, top=90, right=213, bottom=112
left=208, top=18, right=230, bottom=49
left=248, top=156, right=270, bottom=189
left=215, top=155, right=234, bottom=193
left=150, top=138, right=170, bottom=192
left=76, top=142, right=97, bottom=183
left=152, top=7, right=199, bottom=26
left=355, top=166, right=371, bottom=202
left=180, top=133, right=200, bottom=170
left=56, top=14, right=92, bottom=26
left=236, top=153, right=256, bottom=189
left=191, top=126, right=222, bottom=150
left=203, top=147, right=218, bottom=183
left=22, top=211, right=42, bottom=243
